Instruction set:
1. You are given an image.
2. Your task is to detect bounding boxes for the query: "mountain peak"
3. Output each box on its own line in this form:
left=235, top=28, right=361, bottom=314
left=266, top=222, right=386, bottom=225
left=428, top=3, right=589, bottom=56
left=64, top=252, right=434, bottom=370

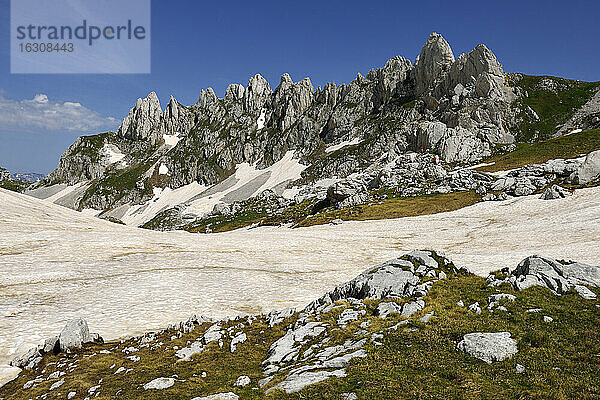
left=414, top=32, right=455, bottom=95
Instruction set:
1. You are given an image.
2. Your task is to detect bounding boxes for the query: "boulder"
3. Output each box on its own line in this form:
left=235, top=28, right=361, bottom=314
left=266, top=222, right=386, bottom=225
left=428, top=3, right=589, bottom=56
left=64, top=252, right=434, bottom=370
left=569, top=150, right=600, bottom=185
left=58, top=318, right=95, bottom=352
left=233, top=375, right=251, bottom=387
left=511, top=255, right=600, bottom=297
left=10, top=347, right=42, bottom=369
left=376, top=301, right=403, bottom=318
left=43, top=336, right=59, bottom=354
left=143, top=377, right=175, bottom=390
left=267, top=369, right=346, bottom=394
left=457, top=332, right=518, bottom=363
left=540, top=185, right=571, bottom=200
left=191, top=394, right=239, bottom=400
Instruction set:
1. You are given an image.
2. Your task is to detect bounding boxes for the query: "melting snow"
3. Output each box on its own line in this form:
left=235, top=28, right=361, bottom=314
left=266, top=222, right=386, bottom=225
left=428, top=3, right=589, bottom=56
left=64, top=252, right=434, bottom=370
left=466, top=162, right=495, bottom=170
left=2, top=185, right=600, bottom=385
left=185, top=151, right=307, bottom=217
left=159, top=164, right=170, bottom=176
left=163, top=132, right=181, bottom=148
left=568, top=128, right=583, bottom=135
left=325, top=138, right=362, bottom=153
left=120, top=182, right=207, bottom=227
left=100, top=144, right=126, bottom=166
left=257, top=109, right=266, bottom=130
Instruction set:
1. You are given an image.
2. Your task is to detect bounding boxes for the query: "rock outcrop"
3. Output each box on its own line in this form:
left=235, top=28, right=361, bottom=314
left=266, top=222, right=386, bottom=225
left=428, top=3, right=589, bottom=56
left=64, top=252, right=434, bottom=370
left=118, top=92, right=164, bottom=143
left=10, top=318, right=102, bottom=370
left=569, top=150, right=600, bottom=185
left=510, top=255, right=600, bottom=299
left=0, top=167, right=10, bottom=181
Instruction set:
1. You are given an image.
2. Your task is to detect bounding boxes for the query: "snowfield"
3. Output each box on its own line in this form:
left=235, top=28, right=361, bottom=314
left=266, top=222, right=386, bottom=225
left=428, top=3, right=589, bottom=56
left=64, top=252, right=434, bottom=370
left=1, top=186, right=600, bottom=385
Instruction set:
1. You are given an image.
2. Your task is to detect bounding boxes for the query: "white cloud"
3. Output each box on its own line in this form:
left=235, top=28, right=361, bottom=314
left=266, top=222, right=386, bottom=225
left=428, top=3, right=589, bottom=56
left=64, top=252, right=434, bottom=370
left=0, top=93, right=118, bottom=133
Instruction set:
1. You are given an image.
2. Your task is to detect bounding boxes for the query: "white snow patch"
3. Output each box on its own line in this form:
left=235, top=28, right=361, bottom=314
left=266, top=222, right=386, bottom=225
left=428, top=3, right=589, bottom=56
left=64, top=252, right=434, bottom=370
left=159, top=164, right=170, bottom=176
left=100, top=144, right=126, bottom=166
left=163, top=132, right=181, bottom=148
left=568, top=128, right=583, bottom=135
left=466, top=162, right=495, bottom=170
left=282, top=187, right=302, bottom=200
left=44, top=182, right=88, bottom=203
left=80, top=208, right=102, bottom=217
left=152, top=187, right=163, bottom=197
left=325, top=137, right=361, bottom=153
left=120, top=182, right=207, bottom=227
left=257, top=109, right=266, bottom=130
left=185, top=151, right=307, bottom=217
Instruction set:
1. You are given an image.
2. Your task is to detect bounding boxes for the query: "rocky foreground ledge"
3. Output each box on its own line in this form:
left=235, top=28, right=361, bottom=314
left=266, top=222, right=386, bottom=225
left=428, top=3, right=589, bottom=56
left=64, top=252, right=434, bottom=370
left=2, top=251, right=599, bottom=399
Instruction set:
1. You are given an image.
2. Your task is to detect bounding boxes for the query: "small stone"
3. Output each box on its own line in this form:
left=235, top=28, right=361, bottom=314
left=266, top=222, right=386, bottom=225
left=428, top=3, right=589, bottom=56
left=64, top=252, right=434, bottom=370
left=341, top=393, right=358, bottom=400
left=457, top=300, right=465, bottom=307
left=526, top=308, right=542, bottom=313
left=49, top=378, right=65, bottom=390
left=516, top=364, right=525, bottom=373
left=230, top=332, right=247, bottom=352
left=543, top=316, right=553, bottom=323
left=419, top=311, right=435, bottom=323
left=191, top=393, right=239, bottom=400
left=468, top=302, right=482, bottom=314
left=143, top=377, right=175, bottom=390
left=234, top=375, right=251, bottom=387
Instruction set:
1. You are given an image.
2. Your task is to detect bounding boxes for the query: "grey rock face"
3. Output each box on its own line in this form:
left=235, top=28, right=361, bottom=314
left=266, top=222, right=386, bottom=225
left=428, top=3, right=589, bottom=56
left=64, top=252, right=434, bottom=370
left=58, top=317, right=94, bottom=352
left=457, top=332, right=518, bottom=363
left=511, top=255, right=600, bottom=298
left=118, top=92, right=164, bottom=143
left=569, top=150, right=600, bottom=185
left=37, top=32, right=538, bottom=225
left=268, top=369, right=346, bottom=394
left=143, top=377, right=175, bottom=390
left=540, top=185, right=571, bottom=200
left=414, top=33, right=455, bottom=96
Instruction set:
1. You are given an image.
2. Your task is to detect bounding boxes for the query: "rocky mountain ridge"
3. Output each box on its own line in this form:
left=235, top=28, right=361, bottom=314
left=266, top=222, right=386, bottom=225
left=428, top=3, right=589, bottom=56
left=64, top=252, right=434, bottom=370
left=28, top=33, right=600, bottom=227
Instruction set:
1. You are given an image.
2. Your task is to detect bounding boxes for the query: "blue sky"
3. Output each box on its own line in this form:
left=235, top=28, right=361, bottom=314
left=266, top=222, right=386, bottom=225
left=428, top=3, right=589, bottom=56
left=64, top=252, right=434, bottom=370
left=1, top=0, right=599, bottom=173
